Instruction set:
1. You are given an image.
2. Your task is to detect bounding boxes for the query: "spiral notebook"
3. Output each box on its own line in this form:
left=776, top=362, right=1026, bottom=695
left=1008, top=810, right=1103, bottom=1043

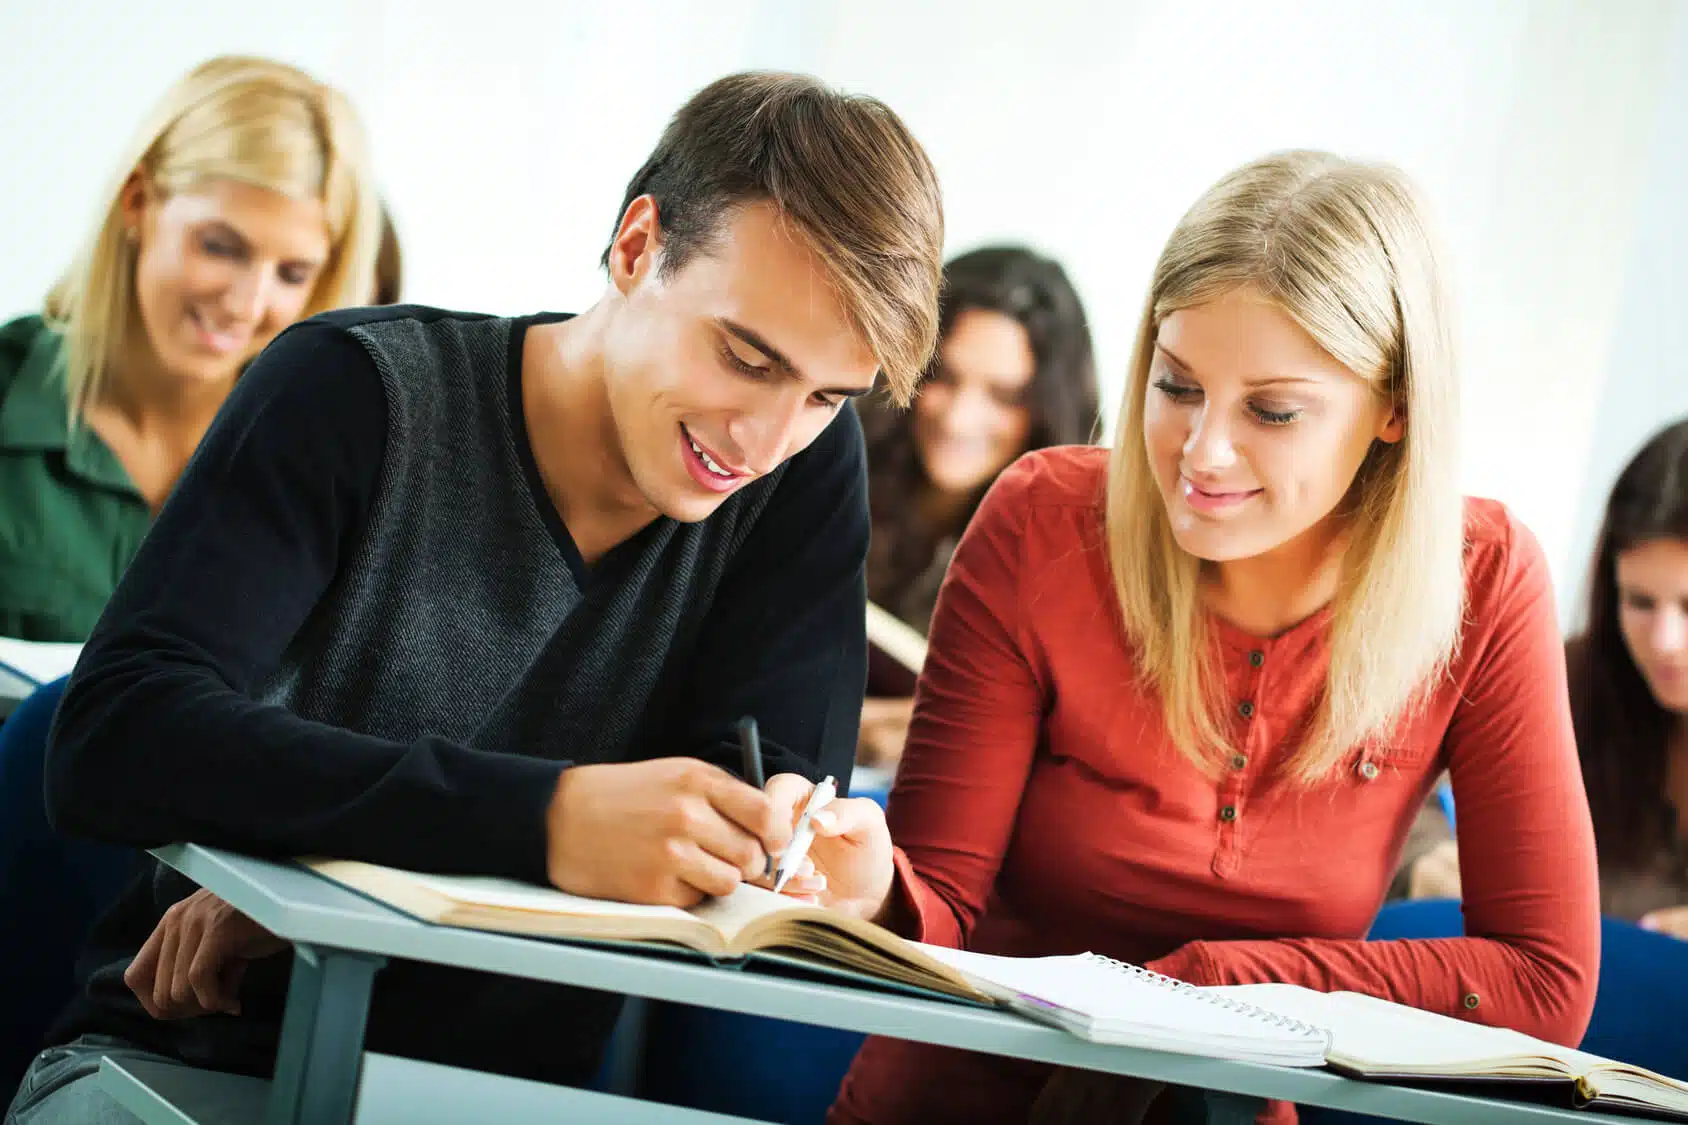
left=918, top=946, right=1330, bottom=1067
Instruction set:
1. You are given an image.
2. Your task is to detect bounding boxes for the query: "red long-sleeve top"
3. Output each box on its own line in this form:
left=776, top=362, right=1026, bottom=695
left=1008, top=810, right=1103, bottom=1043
left=831, top=446, right=1599, bottom=1125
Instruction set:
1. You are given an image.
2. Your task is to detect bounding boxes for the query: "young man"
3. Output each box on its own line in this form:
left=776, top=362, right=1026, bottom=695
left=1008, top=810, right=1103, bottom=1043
left=6, top=72, right=943, bottom=1122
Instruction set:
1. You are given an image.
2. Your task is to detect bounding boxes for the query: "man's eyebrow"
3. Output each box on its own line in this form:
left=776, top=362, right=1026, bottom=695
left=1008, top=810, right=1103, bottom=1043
left=721, top=318, right=875, bottom=397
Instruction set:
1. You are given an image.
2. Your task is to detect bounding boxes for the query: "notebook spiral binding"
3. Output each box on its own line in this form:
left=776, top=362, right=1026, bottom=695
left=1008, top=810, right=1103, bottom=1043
left=1078, top=953, right=1327, bottom=1041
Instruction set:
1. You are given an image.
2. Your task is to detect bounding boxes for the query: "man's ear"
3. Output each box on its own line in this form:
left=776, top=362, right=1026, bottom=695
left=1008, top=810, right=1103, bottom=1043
left=607, top=195, right=664, bottom=296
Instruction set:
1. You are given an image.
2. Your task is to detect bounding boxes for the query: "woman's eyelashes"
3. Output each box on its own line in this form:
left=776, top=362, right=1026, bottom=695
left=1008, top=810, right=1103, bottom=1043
left=1151, top=375, right=1199, bottom=405
left=1620, top=590, right=1688, bottom=615
left=199, top=228, right=315, bottom=288
left=1151, top=375, right=1303, bottom=426
left=200, top=232, right=244, bottom=261
left=1251, top=402, right=1301, bottom=426
left=929, top=364, right=1030, bottom=407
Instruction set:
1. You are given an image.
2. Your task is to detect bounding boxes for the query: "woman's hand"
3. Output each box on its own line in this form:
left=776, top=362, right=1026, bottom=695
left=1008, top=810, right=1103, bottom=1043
left=857, top=697, right=915, bottom=769
left=1407, top=839, right=1462, bottom=900
left=764, top=773, right=897, bottom=921
left=1640, top=904, right=1688, bottom=939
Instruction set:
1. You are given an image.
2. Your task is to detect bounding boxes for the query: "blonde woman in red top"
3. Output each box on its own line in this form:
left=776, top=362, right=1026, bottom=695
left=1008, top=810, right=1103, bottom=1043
left=770, top=150, right=1601, bottom=1124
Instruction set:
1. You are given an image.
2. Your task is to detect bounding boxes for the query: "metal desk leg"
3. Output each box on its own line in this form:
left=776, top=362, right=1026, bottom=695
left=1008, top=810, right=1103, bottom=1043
left=266, top=943, right=386, bottom=1125
left=1202, top=1089, right=1267, bottom=1124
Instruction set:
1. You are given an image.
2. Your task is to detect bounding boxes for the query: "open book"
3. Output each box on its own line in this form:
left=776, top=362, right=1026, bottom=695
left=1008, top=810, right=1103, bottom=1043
left=1207, top=984, right=1688, bottom=1119
left=306, top=858, right=993, bottom=1004
left=302, top=860, right=1326, bottom=1067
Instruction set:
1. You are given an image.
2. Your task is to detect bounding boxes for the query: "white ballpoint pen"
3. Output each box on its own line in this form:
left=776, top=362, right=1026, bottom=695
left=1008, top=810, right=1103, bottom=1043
left=772, top=775, right=837, bottom=894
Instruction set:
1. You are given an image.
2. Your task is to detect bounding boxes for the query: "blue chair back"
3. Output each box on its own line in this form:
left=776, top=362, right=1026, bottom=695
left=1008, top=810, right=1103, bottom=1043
left=0, top=677, right=141, bottom=1092
left=1581, top=917, right=1688, bottom=1080
left=1433, top=780, right=1456, bottom=831
left=1363, top=897, right=1464, bottom=940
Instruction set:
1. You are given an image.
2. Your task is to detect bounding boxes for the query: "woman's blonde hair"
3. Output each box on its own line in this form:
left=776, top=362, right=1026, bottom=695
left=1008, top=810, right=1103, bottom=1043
left=46, top=55, right=380, bottom=420
left=1105, top=150, right=1465, bottom=783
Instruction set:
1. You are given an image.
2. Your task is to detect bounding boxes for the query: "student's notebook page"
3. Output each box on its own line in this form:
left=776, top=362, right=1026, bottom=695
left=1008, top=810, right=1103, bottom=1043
left=918, top=946, right=1329, bottom=1066
left=1204, top=984, right=1603, bottom=1076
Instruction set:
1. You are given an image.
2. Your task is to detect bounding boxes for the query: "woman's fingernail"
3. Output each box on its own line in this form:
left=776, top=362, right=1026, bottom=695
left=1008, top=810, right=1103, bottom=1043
left=1641, top=915, right=1659, bottom=931
left=814, top=810, right=838, bottom=830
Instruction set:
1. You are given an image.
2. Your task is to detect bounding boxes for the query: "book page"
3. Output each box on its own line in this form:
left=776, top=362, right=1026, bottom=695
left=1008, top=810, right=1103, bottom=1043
left=404, top=871, right=692, bottom=921
left=334, top=864, right=699, bottom=924
left=687, top=883, right=824, bottom=945
left=917, top=947, right=1326, bottom=1048
left=916, top=946, right=1185, bottom=1012
left=1205, top=985, right=1588, bottom=1075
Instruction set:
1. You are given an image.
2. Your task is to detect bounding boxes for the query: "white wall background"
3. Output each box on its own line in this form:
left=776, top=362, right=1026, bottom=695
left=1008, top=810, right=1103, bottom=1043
left=2, top=0, right=1683, bottom=613
left=1562, top=4, right=1688, bottom=627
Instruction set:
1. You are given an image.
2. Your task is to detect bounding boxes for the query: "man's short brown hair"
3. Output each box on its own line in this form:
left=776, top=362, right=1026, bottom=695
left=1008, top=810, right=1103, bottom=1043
left=605, top=72, right=943, bottom=406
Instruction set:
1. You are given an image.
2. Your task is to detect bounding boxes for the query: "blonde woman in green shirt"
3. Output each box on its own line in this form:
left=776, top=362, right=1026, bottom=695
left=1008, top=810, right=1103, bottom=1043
left=0, top=55, right=382, bottom=642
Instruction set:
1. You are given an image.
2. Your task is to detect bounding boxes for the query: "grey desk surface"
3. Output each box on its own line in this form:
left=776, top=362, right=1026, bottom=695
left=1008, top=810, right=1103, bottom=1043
left=144, top=843, right=1633, bottom=1125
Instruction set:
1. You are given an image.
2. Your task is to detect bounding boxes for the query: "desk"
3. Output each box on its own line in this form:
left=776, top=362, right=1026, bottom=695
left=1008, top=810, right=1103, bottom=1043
left=99, top=844, right=1632, bottom=1125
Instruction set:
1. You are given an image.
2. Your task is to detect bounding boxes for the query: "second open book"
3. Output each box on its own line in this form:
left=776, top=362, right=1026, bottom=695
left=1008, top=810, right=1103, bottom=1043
left=308, top=858, right=1688, bottom=1119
